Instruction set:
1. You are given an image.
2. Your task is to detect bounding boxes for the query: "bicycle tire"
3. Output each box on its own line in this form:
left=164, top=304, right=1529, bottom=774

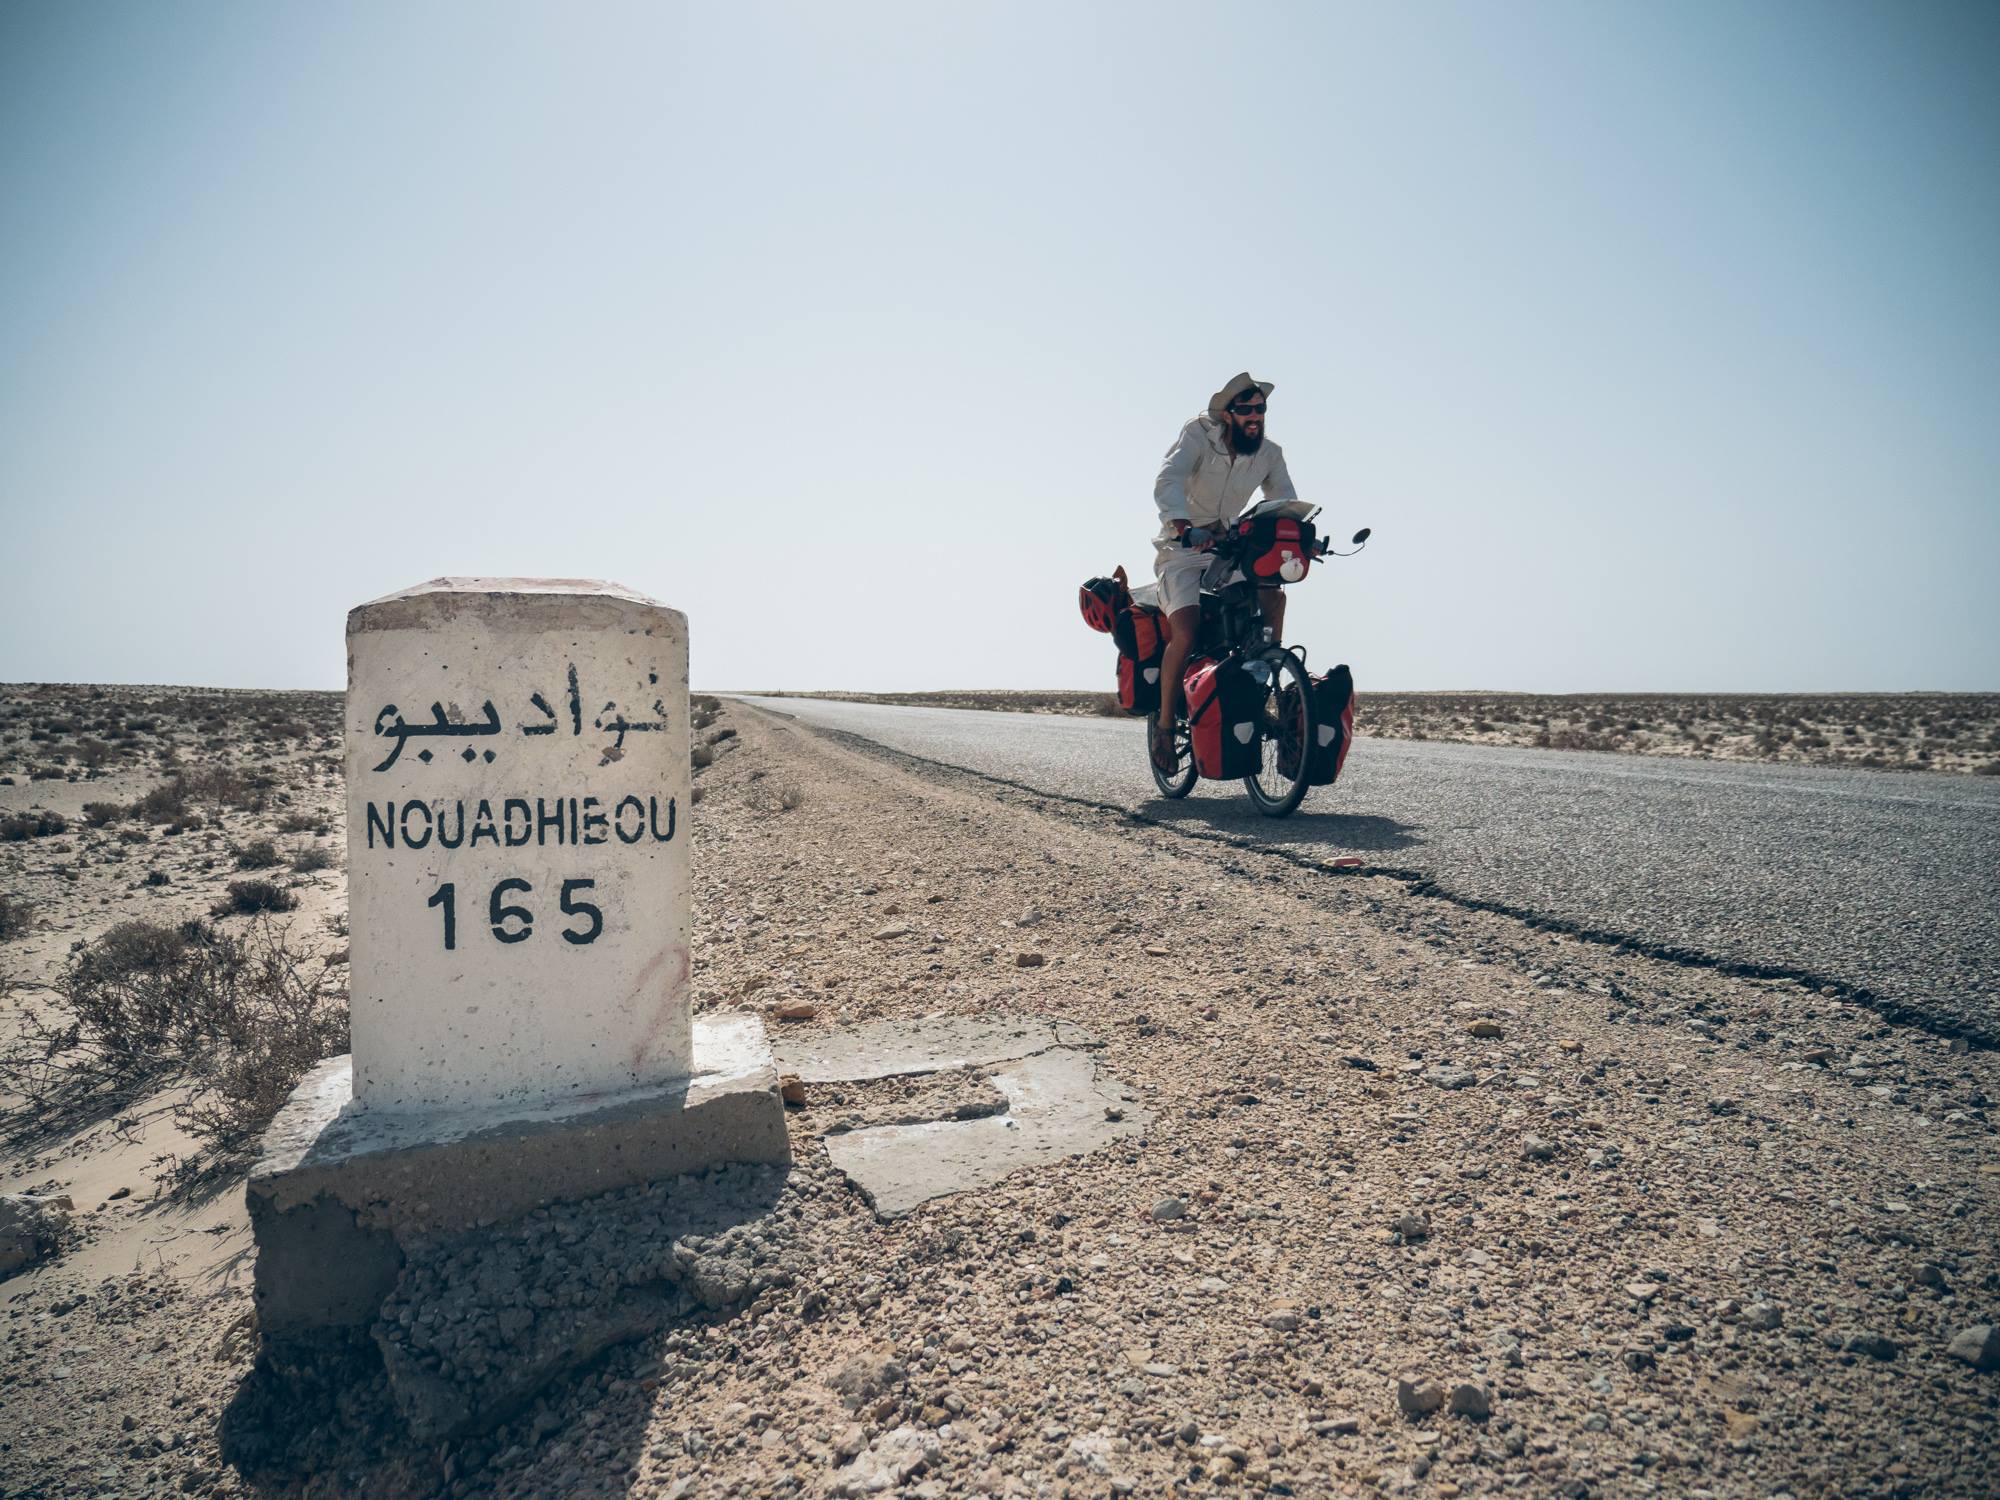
left=1242, top=648, right=1315, bottom=818
left=1150, top=716, right=1197, bottom=799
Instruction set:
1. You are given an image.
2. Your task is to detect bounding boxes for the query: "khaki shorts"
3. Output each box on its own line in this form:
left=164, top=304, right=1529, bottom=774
left=1153, top=547, right=1215, bottom=617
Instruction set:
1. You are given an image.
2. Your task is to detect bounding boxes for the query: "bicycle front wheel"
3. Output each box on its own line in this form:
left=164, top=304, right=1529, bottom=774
left=1242, top=649, right=1315, bottom=818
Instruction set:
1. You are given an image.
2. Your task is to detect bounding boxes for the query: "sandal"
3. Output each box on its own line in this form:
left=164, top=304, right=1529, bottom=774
left=1150, top=720, right=1178, bottom=774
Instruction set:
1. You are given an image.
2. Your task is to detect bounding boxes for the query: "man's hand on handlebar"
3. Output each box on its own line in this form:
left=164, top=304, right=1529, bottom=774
left=1175, top=521, right=1215, bottom=551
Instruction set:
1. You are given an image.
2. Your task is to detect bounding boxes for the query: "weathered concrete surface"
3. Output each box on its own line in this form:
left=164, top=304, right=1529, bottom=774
left=374, top=1159, right=797, bottom=1441
left=346, top=577, right=693, bottom=1112
left=819, top=1044, right=1148, bottom=1219
left=773, top=1014, right=1101, bottom=1085
left=247, top=1013, right=787, bottom=1347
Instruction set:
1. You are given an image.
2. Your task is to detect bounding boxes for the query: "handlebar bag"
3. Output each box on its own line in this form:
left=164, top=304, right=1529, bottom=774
left=1079, top=565, right=1132, bottom=634
left=1184, top=653, right=1262, bottom=779
left=1113, top=599, right=1168, bottom=716
left=1278, top=663, right=1356, bottom=784
left=1235, top=516, right=1318, bottom=585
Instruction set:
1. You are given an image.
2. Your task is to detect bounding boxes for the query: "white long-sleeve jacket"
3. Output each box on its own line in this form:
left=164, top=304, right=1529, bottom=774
left=1152, top=413, right=1298, bottom=562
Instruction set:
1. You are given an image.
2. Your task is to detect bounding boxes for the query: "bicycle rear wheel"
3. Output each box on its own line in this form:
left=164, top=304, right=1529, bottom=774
left=1150, top=716, right=1197, bottom=799
left=1242, top=649, right=1315, bottom=818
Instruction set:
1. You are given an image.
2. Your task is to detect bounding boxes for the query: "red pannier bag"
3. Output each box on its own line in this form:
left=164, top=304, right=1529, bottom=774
left=1079, top=566, right=1131, bottom=635
left=1114, top=599, right=1168, bottom=716
left=1183, top=653, right=1262, bottom=779
left=1234, top=515, right=1317, bottom=585
left=1280, top=664, right=1356, bottom=784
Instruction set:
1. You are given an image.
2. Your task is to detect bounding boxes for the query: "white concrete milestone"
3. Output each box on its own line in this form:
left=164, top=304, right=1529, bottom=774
left=346, top=578, right=692, bottom=1112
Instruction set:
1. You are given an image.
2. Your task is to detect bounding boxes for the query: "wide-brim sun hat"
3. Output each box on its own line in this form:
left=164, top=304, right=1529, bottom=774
left=1208, top=372, right=1275, bottom=417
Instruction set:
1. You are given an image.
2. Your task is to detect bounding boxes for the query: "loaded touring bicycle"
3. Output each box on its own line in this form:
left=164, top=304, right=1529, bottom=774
left=1080, top=499, right=1371, bottom=818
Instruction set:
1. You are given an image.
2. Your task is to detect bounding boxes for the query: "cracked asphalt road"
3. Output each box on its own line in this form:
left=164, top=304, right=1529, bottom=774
left=735, top=696, right=2000, bottom=1042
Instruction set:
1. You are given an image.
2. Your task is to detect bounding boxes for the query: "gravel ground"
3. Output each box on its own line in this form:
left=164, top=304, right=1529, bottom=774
left=737, top=697, right=2000, bottom=1046
left=2, top=699, right=1997, bottom=1497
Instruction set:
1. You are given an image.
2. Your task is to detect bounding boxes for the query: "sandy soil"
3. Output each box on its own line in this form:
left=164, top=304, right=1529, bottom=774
left=2, top=688, right=1996, bottom=1498
left=748, top=691, right=2000, bottom=776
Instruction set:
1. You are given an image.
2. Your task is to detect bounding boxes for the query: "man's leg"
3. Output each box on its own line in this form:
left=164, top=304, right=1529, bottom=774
left=1258, top=587, right=1286, bottom=643
left=1157, top=607, right=1202, bottom=732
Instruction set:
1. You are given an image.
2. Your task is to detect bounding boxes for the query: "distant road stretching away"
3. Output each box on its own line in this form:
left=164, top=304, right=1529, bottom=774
left=736, top=696, right=2000, bottom=1042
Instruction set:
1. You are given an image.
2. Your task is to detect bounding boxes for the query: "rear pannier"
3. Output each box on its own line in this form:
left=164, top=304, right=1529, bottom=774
left=1184, top=653, right=1263, bottom=779
left=1114, top=601, right=1168, bottom=715
left=1234, top=515, right=1317, bottom=585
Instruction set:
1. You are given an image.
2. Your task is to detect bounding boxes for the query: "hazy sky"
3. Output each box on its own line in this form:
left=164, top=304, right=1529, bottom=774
left=3, top=1, right=1995, bottom=692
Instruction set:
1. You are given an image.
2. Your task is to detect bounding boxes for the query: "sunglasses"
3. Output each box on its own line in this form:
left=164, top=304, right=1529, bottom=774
left=1229, top=401, right=1267, bottom=416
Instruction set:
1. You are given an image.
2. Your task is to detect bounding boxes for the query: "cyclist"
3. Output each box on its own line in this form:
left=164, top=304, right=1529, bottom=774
left=1150, top=372, right=1299, bottom=771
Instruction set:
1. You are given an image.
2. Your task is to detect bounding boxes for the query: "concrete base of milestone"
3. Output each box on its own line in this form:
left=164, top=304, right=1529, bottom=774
left=246, top=1013, right=789, bottom=1353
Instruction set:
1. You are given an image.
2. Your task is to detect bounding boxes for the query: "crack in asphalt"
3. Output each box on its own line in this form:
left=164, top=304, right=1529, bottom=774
left=752, top=705, right=1995, bottom=1050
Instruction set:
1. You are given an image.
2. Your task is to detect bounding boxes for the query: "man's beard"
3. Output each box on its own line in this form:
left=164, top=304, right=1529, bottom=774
left=1230, top=424, right=1264, bottom=456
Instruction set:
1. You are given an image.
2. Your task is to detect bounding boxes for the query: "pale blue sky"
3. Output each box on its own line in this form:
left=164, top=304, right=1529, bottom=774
left=2, top=1, right=1995, bottom=691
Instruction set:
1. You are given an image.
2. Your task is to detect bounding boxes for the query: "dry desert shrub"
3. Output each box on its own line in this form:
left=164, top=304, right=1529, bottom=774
left=0, top=810, right=67, bottom=841
left=213, top=878, right=298, bottom=916
left=0, top=918, right=348, bottom=1163
left=290, top=845, right=335, bottom=874
left=0, top=893, right=32, bottom=942
left=234, top=837, right=282, bottom=869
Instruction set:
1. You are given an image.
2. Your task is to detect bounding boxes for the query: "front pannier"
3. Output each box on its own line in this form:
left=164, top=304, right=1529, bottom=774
left=1235, top=515, right=1317, bottom=585
left=1184, top=654, right=1263, bottom=779
left=1114, top=601, right=1168, bottom=715
left=1303, top=664, right=1355, bottom=784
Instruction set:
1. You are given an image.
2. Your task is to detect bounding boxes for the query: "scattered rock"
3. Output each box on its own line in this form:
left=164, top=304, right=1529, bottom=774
left=1393, top=1211, right=1430, bottom=1240
left=769, top=1000, right=817, bottom=1022
left=779, top=1074, right=807, bottom=1107
left=1150, top=1197, right=1187, bottom=1223
left=1745, top=1303, right=1783, bottom=1331
left=1447, top=1382, right=1490, bottom=1419
left=1521, top=1134, right=1557, bottom=1161
left=1844, top=1333, right=1900, bottom=1361
left=1424, top=1066, right=1476, bottom=1091
left=1946, top=1325, right=1998, bottom=1372
left=873, top=924, right=910, bottom=941
left=1015, top=951, right=1046, bottom=968
left=834, top=1425, right=937, bottom=1495
left=1466, top=1020, right=1502, bottom=1039
left=1396, top=1378, right=1445, bottom=1418
left=0, top=1193, right=73, bottom=1275
left=828, top=1347, right=907, bottom=1411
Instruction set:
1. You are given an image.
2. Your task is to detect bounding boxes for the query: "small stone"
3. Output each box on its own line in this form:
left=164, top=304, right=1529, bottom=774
left=1622, top=1348, right=1656, bottom=1372
left=779, top=1074, right=807, bottom=1107
left=1143, top=944, right=1171, bottom=958
left=1263, top=1309, right=1302, bottom=1332
left=1914, top=1263, right=1949, bottom=1292
left=1425, top=1066, right=1476, bottom=1091
left=108, top=1186, right=133, bottom=1201
left=1396, top=1377, right=1445, bottom=1418
left=1946, top=1325, right=1999, bottom=1372
left=1466, top=1020, right=1503, bottom=1039
left=1447, top=1382, right=1490, bottom=1418
left=1745, top=1303, right=1783, bottom=1331
left=1393, top=1211, right=1430, bottom=1240
left=1623, top=1281, right=1659, bottom=1302
left=770, top=1000, right=817, bottom=1021
left=1844, top=1333, right=1900, bottom=1361
left=1150, top=1197, right=1188, bottom=1222
left=1521, top=1134, right=1557, bottom=1162
left=1802, top=1047, right=1834, bottom=1064
left=1707, top=1097, right=1739, bottom=1116
left=873, top=924, right=910, bottom=940
left=1015, top=951, right=1046, bottom=968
